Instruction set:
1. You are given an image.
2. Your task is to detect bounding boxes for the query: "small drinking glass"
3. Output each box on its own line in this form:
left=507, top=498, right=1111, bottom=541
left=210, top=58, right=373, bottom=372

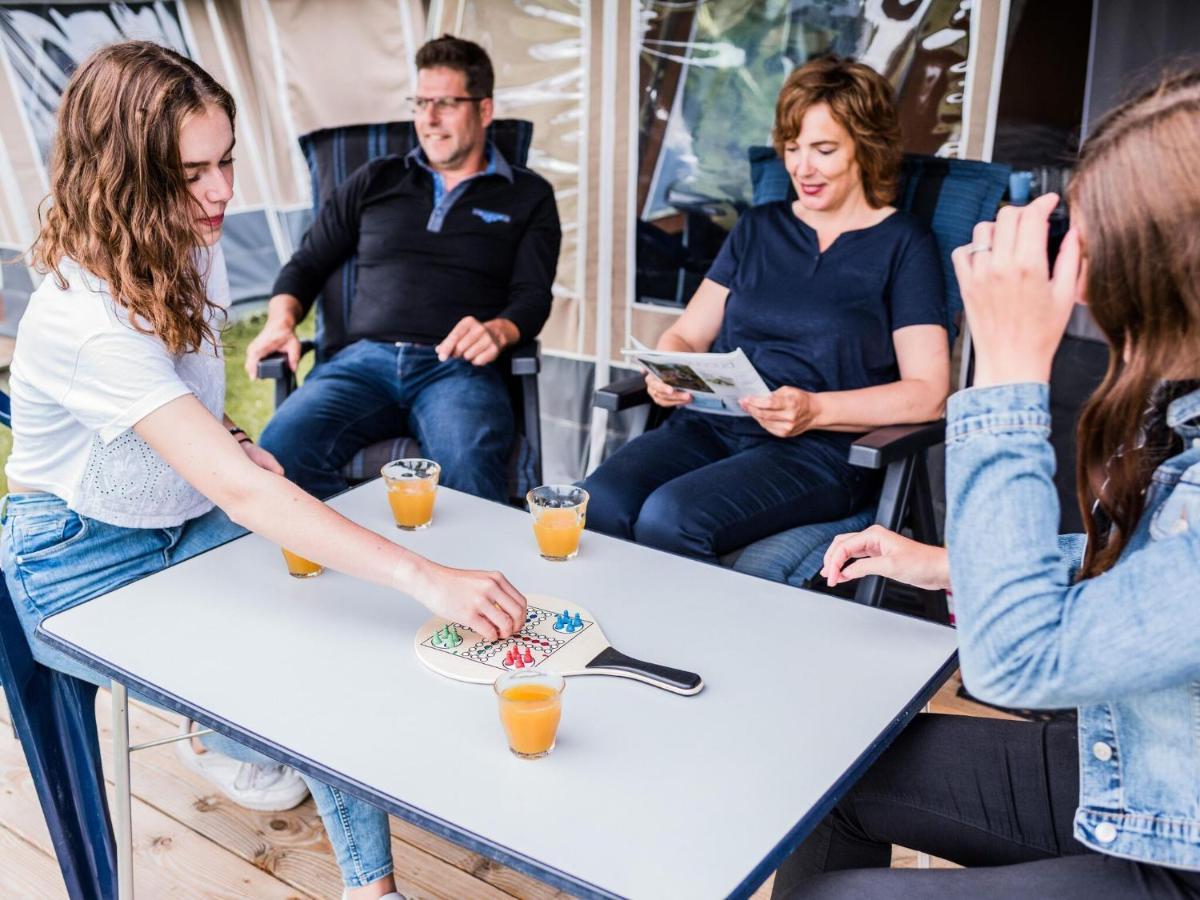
left=527, top=485, right=588, bottom=561
left=281, top=548, right=323, bottom=578
left=381, top=458, right=440, bottom=530
left=494, top=669, right=565, bottom=759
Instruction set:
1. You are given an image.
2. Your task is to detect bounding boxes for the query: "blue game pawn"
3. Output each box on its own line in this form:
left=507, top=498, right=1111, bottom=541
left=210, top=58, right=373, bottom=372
left=571, top=613, right=583, bottom=629
left=555, top=612, right=567, bottom=629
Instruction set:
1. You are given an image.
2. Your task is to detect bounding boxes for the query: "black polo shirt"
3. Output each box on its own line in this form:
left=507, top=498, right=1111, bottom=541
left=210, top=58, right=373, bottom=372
left=273, top=147, right=561, bottom=348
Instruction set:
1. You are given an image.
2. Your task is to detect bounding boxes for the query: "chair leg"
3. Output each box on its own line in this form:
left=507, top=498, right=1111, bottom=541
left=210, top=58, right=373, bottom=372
left=111, top=682, right=134, bottom=900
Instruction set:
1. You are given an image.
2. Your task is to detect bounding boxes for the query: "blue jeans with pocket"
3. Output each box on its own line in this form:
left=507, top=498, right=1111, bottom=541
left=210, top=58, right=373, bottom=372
left=0, top=493, right=393, bottom=888
left=260, top=340, right=514, bottom=502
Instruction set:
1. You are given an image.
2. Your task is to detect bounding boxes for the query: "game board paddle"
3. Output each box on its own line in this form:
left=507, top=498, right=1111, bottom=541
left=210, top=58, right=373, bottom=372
left=414, top=596, right=703, bottom=696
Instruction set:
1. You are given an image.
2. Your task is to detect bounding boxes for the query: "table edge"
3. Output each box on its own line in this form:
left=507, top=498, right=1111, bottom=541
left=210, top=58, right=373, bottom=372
left=725, top=650, right=960, bottom=900
left=36, top=625, right=623, bottom=900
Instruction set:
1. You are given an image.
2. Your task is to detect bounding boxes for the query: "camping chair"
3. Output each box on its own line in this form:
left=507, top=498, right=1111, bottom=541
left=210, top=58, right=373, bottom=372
left=595, top=151, right=1011, bottom=623
left=0, top=389, right=118, bottom=899
left=258, top=119, right=543, bottom=502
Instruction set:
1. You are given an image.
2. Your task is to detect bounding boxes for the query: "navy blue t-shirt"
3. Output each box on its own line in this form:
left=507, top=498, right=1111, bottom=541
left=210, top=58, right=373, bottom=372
left=706, top=203, right=945, bottom=417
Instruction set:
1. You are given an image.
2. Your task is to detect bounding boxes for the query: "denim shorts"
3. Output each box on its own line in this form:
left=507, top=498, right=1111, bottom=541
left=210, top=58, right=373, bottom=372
left=0, top=492, right=245, bottom=685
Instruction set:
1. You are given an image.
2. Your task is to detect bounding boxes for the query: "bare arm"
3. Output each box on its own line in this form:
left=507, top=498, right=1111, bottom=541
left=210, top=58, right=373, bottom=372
left=134, top=395, right=526, bottom=639
left=657, top=278, right=728, bottom=353
left=740, top=324, right=950, bottom=436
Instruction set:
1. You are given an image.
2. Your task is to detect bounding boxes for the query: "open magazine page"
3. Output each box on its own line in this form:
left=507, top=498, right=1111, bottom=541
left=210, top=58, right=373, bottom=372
left=621, top=342, right=771, bottom=416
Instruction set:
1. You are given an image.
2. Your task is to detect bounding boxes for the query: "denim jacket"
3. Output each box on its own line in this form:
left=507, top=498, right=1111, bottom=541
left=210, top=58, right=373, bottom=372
left=946, top=382, right=1200, bottom=871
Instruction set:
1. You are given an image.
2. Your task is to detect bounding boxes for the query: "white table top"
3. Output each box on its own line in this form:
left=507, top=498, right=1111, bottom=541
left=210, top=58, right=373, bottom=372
left=42, top=483, right=958, bottom=899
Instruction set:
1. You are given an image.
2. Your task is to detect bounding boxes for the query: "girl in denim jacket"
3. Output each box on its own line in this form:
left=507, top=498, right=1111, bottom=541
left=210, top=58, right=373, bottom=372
left=772, top=72, right=1200, bottom=898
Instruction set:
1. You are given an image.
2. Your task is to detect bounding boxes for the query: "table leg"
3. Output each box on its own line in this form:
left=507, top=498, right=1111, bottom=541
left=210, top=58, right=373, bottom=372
left=111, top=681, right=134, bottom=900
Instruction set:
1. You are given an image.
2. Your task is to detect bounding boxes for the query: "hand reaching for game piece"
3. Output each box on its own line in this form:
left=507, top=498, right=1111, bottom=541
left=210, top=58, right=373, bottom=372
left=821, top=525, right=950, bottom=591
left=407, top=559, right=527, bottom=641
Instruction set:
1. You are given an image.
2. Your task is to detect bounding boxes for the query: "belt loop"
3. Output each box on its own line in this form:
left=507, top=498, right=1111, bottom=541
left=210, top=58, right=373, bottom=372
left=0, top=495, right=9, bottom=525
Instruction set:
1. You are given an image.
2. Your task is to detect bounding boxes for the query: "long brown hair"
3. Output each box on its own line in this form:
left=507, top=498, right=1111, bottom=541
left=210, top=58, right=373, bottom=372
left=30, top=41, right=235, bottom=355
left=773, top=56, right=902, bottom=208
left=1072, top=70, right=1200, bottom=578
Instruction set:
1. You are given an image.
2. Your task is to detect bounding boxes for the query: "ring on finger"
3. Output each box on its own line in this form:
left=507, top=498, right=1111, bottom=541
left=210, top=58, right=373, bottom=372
left=968, top=244, right=993, bottom=256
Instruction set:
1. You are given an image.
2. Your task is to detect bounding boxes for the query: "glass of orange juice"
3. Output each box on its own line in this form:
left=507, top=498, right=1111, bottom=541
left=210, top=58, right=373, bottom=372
left=527, top=485, right=588, bottom=561
left=381, top=458, right=440, bottom=530
left=494, top=670, right=565, bottom=759
left=281, top=548, right=323, bottom=578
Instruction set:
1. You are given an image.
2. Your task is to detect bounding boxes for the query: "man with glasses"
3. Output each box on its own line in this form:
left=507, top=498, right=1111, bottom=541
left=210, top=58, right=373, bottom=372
left=247, top=35, right=561, bottom=504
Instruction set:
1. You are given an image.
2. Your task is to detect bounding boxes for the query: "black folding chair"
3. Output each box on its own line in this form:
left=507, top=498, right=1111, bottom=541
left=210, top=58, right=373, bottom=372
left=258, top=119, right=543, bottom=503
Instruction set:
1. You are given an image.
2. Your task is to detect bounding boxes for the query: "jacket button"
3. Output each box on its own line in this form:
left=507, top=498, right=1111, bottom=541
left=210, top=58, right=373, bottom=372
left=1095, top=822, right=1118, bottom=843
left=1092, top=741, right=1114, bottom=762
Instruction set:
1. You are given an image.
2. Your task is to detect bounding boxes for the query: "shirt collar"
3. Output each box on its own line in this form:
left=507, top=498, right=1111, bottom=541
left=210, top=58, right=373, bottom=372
left=405, top=141, right=514, bottom=183
left=1166, top=384, right=1200, bottom=434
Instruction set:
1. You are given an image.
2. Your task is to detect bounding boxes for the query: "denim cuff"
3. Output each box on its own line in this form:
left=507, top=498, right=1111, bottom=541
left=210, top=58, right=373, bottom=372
left=947, top=383, right=1051, bottom=442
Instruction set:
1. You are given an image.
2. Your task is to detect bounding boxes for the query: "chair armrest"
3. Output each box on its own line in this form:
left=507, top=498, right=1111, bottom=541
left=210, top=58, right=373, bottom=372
left=847, top=420, right=945, bottom=470
left=594, top=374, right=650, bottom=412
left=255, top=340, right=316, bottom=381
left=507, top=339, right=541, bottom=377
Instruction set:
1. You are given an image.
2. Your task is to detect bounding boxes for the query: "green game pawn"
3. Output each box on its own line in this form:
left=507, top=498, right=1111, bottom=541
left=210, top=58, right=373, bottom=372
left=446, top=624, right=462, bottom=647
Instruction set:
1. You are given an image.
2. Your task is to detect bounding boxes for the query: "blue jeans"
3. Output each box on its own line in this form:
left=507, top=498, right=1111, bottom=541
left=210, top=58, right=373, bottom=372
left=260, top=340, right=514, bottom=502
left=731, top=509, right=876, bottom=586
left=0, top=493, right=392, bottom=888
left=581, top=411, right=877, bottom=562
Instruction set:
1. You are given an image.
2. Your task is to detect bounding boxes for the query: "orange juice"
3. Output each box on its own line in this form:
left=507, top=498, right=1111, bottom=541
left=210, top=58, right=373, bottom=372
left=387, top=480, right=437, bottom=529
left=498, top=683, right=563, bottom=757
left=281, top=548, right=323, bottom=578
left=532, top=507, right=584, bottom=560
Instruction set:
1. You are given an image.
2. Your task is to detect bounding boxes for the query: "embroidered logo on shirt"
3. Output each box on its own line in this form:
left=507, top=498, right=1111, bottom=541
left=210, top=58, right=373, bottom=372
left=472, top=208, right=511, bottom=224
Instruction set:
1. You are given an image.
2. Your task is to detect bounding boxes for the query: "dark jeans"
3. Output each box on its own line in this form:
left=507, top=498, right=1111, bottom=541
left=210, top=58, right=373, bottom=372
left=774, top=714, right=1200, bottom=899
left=260, top=340, right=514, bottom=502
left=580, top=411, right=875, bottom=562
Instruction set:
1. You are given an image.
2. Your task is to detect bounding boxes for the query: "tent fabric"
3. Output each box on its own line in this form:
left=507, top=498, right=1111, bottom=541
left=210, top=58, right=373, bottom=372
left=0, top=1, right=1010, bottom=483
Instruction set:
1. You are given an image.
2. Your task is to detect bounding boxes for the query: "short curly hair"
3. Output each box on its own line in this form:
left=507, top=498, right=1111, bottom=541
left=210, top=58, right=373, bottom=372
left=773, top=56, right=902, bottom=209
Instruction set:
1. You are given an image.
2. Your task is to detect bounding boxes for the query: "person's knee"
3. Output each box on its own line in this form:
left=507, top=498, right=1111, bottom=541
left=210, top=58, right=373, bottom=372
left=258, top=396, right=352, bottom=498
left=420, top=420, right=512, bottom=501
left=633, top=487, right=711, bottom=557
left=579, top=469, right=640, bottom=540
left=258, top=398, right=317, bottom=467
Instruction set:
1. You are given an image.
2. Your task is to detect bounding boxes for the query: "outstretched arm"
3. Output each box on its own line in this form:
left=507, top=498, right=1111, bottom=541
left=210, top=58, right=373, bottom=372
left=135, top=395, right=527, bottom=640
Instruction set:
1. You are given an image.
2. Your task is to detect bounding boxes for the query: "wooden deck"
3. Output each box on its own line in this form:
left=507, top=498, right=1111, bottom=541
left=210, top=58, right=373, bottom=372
left=0, top=673, right=1011, bottom=899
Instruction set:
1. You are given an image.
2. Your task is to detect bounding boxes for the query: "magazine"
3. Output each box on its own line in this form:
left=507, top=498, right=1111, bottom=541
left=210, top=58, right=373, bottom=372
left=621, top=340, right=771, bottom=416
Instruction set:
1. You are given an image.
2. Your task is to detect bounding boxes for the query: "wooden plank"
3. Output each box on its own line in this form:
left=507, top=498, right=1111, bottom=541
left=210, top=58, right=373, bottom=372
left=0, top=823, right=69, bottom=900
left=91, top=692, right=515, bottom=900
left=97, top=700, right=566, bottom=897
left=0, top=733, right=310, bottom=899
left=0, top=667, right=1004, bottom=899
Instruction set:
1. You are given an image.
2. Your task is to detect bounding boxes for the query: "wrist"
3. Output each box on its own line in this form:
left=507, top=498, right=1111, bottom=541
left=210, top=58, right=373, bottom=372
left=806, top=390, right=828, bottom=429
left=971, top=354, right=1052, bottom=388
left=934, top=547, right=952, bottom=591
left=268, top=294, right=301, bottom=331
left=229, top=426, right=252, bottom=446
left=487, top=318, right=519, bottom=349
left=390, top=552, right=428, bottom=595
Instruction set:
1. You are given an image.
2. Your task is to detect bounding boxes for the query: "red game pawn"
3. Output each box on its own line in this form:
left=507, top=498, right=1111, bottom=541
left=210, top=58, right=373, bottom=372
left=522, top=648, right=534, bottom=664
left=514, top=654, right=525, bottom=669
left=504, top=649, right=514, bottom=665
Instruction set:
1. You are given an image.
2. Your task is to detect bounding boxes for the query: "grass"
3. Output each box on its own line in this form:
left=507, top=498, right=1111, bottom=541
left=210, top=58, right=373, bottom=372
left=0, top=308, right=316, bottom=497
left=221, top=310, right=317, bottom=439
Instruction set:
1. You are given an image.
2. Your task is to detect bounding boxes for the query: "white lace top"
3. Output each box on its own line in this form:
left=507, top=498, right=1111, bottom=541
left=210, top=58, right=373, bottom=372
left=6, top=246, right=229, bottom=528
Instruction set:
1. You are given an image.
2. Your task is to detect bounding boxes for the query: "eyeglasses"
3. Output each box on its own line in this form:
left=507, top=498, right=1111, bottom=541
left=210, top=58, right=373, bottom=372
left=406, top=96, right=485, bottom=115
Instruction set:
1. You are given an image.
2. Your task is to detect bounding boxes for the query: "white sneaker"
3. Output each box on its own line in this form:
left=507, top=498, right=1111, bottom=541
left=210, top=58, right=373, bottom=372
left=342, top=893, right=406, bottom=900
left=175, top=724, right=309, bottom=812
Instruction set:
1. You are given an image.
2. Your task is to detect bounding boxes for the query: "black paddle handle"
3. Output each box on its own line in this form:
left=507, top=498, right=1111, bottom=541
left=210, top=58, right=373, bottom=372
left=585, top=646, right=703, bottom=694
